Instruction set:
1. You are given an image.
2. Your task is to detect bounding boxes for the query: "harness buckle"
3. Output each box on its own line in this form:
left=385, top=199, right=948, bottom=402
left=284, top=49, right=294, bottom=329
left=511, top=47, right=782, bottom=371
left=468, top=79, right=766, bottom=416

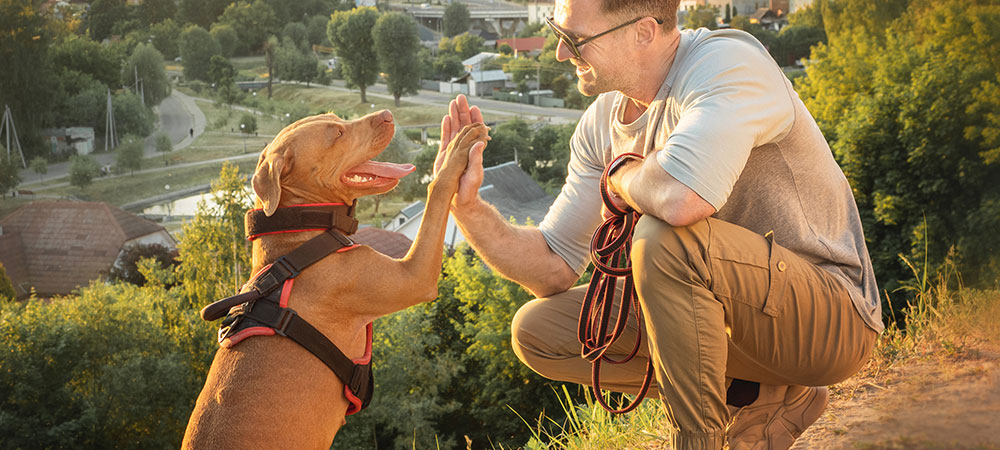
left=274, top=307, right=297, bottom=336
left=274, top=257, right=301, bottom=279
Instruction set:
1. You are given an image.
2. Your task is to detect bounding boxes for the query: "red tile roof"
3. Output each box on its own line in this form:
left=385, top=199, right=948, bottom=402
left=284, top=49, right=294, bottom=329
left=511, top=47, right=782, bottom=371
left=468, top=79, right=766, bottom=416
left=495, top=37, right=547, bottom=53
left=352, top=227, right=413, bottom=259
left=0, top=201, right=168, bottom=297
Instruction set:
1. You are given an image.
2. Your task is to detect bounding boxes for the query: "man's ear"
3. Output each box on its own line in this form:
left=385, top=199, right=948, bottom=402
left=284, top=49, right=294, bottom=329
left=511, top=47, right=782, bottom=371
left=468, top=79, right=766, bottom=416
left=252, top=151, right=288, bottom=216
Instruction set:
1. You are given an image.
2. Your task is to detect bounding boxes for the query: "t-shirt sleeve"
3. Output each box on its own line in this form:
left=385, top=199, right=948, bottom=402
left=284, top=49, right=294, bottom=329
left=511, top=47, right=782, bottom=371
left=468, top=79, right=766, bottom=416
left=537, top=95, right=612, bottom=275
left=656, top=35, right=795, bottom=211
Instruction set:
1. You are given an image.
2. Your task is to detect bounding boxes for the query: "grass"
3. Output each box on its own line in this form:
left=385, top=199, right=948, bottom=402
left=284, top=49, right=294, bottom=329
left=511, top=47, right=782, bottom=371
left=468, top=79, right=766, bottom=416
left=259, top=84, right=447, bottom=127
left=44, top=159, right=257, bottom=208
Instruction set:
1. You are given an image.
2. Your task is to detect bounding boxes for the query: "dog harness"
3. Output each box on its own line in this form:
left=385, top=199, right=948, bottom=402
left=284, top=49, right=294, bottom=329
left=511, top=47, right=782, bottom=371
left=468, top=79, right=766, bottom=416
left=579, top=153, right=655, bottom=414
left=200, top=202, right=374, bottom=415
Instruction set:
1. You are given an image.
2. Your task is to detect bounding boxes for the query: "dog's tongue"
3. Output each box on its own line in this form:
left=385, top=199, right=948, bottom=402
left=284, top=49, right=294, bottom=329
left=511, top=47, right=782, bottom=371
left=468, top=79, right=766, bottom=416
left=348, top=160, right=416, bottom=179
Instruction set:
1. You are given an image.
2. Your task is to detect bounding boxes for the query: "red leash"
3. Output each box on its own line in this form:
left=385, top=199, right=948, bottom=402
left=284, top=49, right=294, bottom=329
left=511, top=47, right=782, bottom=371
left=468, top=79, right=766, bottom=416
left=578, top=153, right=655, bottom=414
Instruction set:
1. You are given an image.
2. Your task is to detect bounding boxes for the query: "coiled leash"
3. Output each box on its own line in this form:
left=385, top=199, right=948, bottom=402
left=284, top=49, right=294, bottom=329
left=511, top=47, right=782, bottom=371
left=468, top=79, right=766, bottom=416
left=579, top=153, right=655, bottom=414
left=200, top=202, right=374, bottom=415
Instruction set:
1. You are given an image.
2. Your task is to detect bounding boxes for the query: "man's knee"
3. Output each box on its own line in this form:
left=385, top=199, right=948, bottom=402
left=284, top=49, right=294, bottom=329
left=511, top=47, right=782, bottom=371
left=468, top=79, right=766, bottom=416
left=631, top=216, right=710, bottom=283
left=510, top=299, right=552, bottom=370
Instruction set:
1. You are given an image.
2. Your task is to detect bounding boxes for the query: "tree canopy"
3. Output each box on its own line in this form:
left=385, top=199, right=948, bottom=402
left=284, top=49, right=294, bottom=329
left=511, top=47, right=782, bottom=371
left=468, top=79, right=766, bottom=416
left=442, top=1, right=470, bottom=37
left=373, top=12, right=421, bottom=106
left=327, top=7, right=380, bottom=103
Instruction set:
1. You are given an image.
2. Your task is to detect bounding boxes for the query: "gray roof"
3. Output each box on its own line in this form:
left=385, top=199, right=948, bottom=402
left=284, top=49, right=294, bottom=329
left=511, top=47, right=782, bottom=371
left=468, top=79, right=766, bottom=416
left=470, top=70, right=508, bottom=83
left=400, top=201, right=425, bottom=219
left=479, top=161, right=553, bottom=225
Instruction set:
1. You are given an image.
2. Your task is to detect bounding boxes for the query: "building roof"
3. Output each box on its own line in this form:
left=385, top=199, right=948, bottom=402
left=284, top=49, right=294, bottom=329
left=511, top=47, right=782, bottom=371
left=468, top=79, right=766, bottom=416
left=495, top=36, right=546, bottom=53
left=479, top=161, right=554, bottom=225
left=462, top=52, right=501, bottom=68
left=399, top=201, right=425, bottom=219
left=352, top=227, right=413, bottom=259
left=0, top=201, right=169, bottom=297
left=470, top=70, right=508, bottom=82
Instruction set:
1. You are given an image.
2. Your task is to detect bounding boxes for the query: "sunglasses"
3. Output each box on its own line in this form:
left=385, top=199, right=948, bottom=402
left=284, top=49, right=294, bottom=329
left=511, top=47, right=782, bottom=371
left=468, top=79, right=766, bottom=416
left=545, top=15, right=664, bottom=60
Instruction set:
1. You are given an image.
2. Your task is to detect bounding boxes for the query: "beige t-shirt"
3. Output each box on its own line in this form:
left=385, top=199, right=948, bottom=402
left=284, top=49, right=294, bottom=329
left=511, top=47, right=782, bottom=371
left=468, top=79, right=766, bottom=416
left=538, top=28, right=883, bottom=332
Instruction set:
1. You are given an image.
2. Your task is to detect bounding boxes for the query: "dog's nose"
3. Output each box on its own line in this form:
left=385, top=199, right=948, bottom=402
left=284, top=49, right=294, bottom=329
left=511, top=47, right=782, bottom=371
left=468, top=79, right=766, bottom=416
left=380, top=110, right=393, bottom=123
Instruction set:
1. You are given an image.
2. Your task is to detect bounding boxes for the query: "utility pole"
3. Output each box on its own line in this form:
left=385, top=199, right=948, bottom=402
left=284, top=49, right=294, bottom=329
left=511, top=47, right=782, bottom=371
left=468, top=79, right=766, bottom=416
left=1, top=105, right=27, bottom=169
left=105, top=90, right=118, bottom=152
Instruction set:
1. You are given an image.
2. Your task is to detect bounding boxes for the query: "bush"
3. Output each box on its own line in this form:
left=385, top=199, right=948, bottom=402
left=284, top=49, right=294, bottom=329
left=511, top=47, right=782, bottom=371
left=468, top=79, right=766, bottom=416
left=106, top=243, right=178, bottom=286
left=0, top=263, right=15, bottom=301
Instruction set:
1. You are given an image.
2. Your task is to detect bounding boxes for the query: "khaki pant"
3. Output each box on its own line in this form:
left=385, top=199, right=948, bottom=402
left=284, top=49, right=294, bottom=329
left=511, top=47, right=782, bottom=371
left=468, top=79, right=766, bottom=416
left=511, top=217, right=877, bottom=450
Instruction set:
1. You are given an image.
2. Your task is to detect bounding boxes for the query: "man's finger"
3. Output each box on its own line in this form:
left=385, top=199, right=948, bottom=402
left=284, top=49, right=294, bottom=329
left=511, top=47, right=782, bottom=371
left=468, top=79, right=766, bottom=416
left=457, top=94, right=472, bottom=126
left=470, top=105, right=484, bottom=124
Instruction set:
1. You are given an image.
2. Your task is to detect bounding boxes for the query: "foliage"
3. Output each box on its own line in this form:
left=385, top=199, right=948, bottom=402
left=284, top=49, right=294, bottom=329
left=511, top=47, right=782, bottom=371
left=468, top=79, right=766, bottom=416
left=0, top=282, right=213, bottom=448
left=69, top=154, right=99, bottom=190
left=518, top=22, right=546, bottom=38
left=432, top=53, right=464, bottom=81
left=797, top=0, right=1000, bottom=296
left=155, top=132, right=173, bottom=154
left=442, top=1, right=470, bottom=37
left=683, top=5, right=718, bottom=30
left=114, top=137, right=143, bottom=175
left=87, top=0, right=127, bottom=42
left=111, top=92, right=155, bottom=138
left=29, top=156, right=47, bottom=181
left=58, top=89, right=154, bottom=141
left=729, top=16, right=776, bottom=51
left=49, top=34, right=121, bottom=89
left=174, top=162, right=253, bottom=308
left=282, top=21, right=309, bottom=50
left=0, top=263, right=14, bottom=301
left=107, top=243, right=178, bottom=287
left=306, top=14, right=332, bottom=47
left=210, top=23, right=240, bottom=58
left=139, top=0, right=175, bottom=25
left=217, top=0, right=279, bottom=54
left=499, top=43, right=513, bottom=55
left=149, top=18, right=182, bottom=60
left=373, top=12, right=421, bottom=106
left=440, top=32, right=485, bottom=60
left=178, top=0, right=231, bottom=29
left=328, top=7, right=380, bottom=103
left=274, top=37, right=321, bottom=86
left=239, top=113, right=258, bottom=135
left=0, top=155, right=20, bottom=198
left=208, top=54, right=239, bottom=104
left=124, top=43, right=171, bottom=106
left=180, top=25, right=222, bottom=82
left=504, top=57, right=539, bottom=83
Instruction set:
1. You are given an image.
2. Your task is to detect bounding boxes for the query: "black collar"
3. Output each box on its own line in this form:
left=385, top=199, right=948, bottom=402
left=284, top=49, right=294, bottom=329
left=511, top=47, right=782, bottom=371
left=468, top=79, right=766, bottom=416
left=245, top=202, right=358, bottom=240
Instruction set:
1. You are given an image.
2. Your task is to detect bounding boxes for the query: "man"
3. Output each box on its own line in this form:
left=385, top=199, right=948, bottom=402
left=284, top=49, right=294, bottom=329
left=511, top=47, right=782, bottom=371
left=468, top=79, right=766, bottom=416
left=435, top=0, right=882, bottom=448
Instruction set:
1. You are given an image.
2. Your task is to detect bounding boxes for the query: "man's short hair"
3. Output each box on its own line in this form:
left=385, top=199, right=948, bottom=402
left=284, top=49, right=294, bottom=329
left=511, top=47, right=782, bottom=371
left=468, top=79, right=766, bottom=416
left=599, top=0, right=680, bottom=31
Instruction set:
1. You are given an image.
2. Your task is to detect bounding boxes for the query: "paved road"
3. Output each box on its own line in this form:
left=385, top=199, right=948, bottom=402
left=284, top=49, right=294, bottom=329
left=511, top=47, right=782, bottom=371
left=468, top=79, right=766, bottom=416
left=19, top=89, right=206, bottom=188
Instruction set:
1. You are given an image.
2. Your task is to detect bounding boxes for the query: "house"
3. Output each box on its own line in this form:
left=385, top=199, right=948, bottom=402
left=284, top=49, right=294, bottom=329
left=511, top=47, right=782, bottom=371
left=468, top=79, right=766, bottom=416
left=526, top=0, right=556, bottom=25
left=440, top=70, right=508, bottom=97
left=389, top=161, right=554, bottom=247
left=462, top=52, right=501, bottom=72
left=0, top=201, right=177, bottom=298
left=40, top=127, right=95, bottom=156
left=352, top=227, right=413, bottom=259
left=495, top=37, right=547, bottom=58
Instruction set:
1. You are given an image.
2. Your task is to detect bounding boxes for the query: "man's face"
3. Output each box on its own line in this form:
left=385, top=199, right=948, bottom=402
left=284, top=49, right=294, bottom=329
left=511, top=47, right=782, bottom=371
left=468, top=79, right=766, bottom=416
left=552, top=0, right=630, bottom=97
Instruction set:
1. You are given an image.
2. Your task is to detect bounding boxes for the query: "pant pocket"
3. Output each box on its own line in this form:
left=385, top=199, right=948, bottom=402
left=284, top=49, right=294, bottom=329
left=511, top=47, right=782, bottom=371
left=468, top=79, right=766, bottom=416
left=708, top=228, right=788, bottom=318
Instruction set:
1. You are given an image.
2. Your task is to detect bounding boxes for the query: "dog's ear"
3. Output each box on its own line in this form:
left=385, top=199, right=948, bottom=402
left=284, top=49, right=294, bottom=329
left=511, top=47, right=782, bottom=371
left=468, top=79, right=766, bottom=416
left=252, top=151, right=288, bottom=216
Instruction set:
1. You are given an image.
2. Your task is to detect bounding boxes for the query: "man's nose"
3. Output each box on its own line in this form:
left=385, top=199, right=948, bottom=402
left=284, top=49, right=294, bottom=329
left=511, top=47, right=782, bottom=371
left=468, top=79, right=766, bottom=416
left=555, top=38, right=574, bottom=62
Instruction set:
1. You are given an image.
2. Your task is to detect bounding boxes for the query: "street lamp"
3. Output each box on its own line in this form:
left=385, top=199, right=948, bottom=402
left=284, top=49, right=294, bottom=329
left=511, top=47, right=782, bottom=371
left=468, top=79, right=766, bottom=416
left=285, top=112, right=290, bottom=124
left=240, top=123, right=247, bottom=153
left=518, top=92, right=524, bottom=115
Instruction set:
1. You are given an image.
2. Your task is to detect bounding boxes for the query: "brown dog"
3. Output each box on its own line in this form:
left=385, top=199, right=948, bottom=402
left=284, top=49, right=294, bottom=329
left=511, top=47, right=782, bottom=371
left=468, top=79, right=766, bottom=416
left=181, top=110, right=488, bottom=449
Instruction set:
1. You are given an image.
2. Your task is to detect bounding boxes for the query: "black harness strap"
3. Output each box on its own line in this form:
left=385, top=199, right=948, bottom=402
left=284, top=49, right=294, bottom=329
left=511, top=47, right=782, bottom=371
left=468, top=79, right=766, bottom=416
left=245, top=202, right=359, bottom=239
left=201, top=213, right=374, bottom=414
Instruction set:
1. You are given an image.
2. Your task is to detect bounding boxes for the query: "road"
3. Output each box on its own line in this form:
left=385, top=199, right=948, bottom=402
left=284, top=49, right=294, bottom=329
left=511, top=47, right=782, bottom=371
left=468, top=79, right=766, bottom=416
left=19, top=89, right=206, bottom=187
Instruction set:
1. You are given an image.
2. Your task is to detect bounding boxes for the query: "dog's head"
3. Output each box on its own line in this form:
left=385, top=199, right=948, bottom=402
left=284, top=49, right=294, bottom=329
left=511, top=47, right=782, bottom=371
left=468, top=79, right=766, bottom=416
left=252, top=110, right=416, bottom=216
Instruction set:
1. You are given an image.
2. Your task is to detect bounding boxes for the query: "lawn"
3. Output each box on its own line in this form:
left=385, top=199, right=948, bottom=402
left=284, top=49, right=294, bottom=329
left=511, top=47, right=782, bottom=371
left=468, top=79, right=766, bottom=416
left=262, top=84, right=447, bottom=127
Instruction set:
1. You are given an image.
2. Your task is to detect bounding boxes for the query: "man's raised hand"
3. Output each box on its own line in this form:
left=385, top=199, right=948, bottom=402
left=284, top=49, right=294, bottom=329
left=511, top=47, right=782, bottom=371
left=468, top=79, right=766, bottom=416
left=434, top=94, right=487, bottom=210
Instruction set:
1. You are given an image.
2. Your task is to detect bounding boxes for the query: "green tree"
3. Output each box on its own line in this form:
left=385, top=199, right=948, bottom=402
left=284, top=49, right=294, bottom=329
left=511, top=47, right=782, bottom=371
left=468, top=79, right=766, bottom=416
left=87, top=0, right=127, bottom=42
left=683, top=5, right=718, bottom=30
left=0, top=155, right=21, bottom=198
left=432, top=53, right=464, bottom=81
left=373, top=12, right=421, bottom=107
left=155, top=132, right=172, bottom=165
left=217, top=0, right=279, bottom=54
left=178, top=0, right=231, bottom=29
left=124, top=43, right=171, bottom=106
left=29, top=156, right=47, bottom=182
left=274, top=38, right=321, bottom=85
left=0, top=263, right=15, bottom=300
left=306, top=14, right=331, bottom=47
left=107, top=243, right=178, bottom=286
left=327, top=7, right=380, bottom=103
left=149, top=18, right=182, bottom=60
left=504, top=57, right=538, bottom=84
left=282, top=21, right=309, bottom=50
left=69, top=154, right=100, bottom=190
left=180, top=25, right=221, bottom=82
left=111, top=92, right=155, bottom=137
left=115, top=137, right=143, bottom=175
left=208, top=54, right=239, bottom=104
left=797, top=0, right=1000, bottom=294
left=442, top=1, right=469, bottom=37
left=139, top=0, right=176, bottom=25
left=49, top=34, right=121, bottom=89
left=174, top=162, right=253, bottom=307
left=238, top=113, right=257, bottom=135
left=210, top=23, right=240, bottom=58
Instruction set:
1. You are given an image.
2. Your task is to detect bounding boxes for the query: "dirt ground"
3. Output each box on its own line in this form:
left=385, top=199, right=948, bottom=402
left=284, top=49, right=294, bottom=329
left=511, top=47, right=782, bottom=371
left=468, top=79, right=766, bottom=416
left=794, top=341, right=1000, bottom=449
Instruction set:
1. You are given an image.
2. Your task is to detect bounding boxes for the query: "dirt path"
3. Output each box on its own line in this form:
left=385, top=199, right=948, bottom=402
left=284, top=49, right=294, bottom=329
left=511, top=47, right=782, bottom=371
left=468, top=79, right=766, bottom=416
left=795, top=342, right=1000, bottom=449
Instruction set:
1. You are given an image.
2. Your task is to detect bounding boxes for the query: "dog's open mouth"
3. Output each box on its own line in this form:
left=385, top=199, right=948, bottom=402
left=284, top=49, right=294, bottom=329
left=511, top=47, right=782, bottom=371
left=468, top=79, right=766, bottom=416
left=342, top=160, right=416, bottom=188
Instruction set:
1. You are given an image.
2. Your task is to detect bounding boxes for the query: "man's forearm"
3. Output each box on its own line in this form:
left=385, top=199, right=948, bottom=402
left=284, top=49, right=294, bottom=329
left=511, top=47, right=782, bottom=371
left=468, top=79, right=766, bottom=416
left=452, top=198, right=579, bottom=298
left=612, top=157, right=716, bottom=227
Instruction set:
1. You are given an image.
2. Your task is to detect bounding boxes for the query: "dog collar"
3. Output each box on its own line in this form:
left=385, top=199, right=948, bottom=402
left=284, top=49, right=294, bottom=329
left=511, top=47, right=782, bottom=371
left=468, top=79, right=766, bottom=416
left=245, top=202, right=358, bottom=240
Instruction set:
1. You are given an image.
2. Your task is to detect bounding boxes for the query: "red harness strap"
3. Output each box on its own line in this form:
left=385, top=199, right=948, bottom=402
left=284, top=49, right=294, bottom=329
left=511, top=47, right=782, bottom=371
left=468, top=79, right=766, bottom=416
left=579, top=153, right=655, bottom=414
